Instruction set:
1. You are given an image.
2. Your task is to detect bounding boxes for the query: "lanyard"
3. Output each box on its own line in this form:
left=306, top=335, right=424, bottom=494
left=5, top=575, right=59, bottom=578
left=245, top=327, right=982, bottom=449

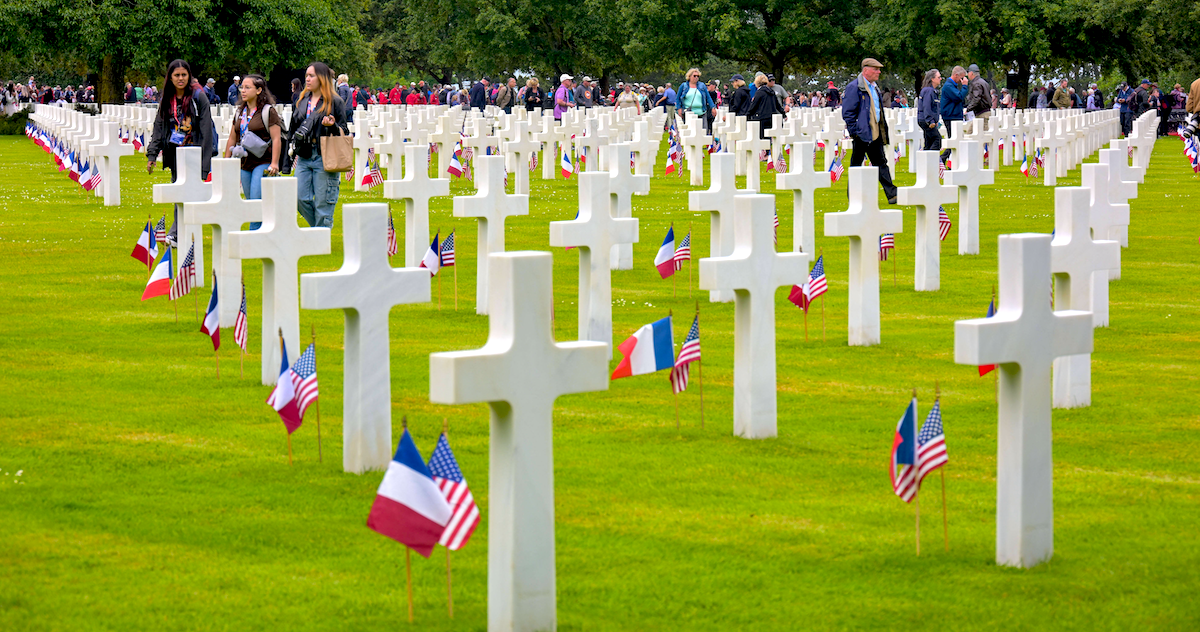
left=240, top=106, right=258, bottom=137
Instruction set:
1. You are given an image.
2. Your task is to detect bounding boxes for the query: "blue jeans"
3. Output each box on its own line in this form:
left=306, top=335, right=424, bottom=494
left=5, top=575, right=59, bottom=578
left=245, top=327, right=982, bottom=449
left=241, top=163, right=267, bottom=230
left=295, top=153, right=338, bottom=228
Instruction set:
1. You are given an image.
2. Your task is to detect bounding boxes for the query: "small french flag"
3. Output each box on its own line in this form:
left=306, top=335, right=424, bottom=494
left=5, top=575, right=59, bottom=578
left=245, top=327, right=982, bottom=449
left=612, top=316, right=675, bottom=380
left=200, top=273, right=220, bottom=350
left=140, top=247, right=174, bottom=300
left=419, top=233, right=441, bottom=276
left=561, top=148, right=574, bottom=179
left=367, top=429, right=454, bottom=558
left=653, top=226, right=676, bottom=279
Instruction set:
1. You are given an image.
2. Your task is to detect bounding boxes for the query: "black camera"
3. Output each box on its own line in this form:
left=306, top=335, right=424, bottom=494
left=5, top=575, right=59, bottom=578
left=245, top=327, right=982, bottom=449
left=1180, top=113, right=1199, bottom=140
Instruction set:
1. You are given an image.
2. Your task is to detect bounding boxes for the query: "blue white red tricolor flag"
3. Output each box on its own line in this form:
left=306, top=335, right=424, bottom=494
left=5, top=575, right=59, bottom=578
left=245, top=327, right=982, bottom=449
left=420, top=232, right=441, bottom=276
left=561, top=147, right=574, bottom=179
left=428, top=433, right=480, bottom=551
left=141, top=247, right=174, bottom=300
left=979, top=297, right=997, bottom=376
left=890, top=396, right=918, bottom=502
left=367, top=430, right=453, bottom=557
left=131, top=220, right=154, bottom=266
left=654, top=226, right=676, bottom=278
left=612, top=316, right=675, bottom=380
left=830, top=152, right=844, bottom=183
left=200, top=272, right=220, bottom=350
left=267, top=337, right=302, bottom=433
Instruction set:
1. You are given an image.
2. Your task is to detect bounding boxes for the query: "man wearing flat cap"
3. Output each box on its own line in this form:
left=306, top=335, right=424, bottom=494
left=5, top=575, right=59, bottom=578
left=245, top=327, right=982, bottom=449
left=842, top=57, right=898, bottom=204
left=964, top=63, right=992, bottom=121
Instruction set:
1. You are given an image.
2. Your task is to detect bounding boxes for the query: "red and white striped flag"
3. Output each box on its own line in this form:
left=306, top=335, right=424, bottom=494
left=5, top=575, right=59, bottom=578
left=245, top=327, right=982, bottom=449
left=916, top=399, right=948, bottom=488
left=669, top=314, right=701, bottom=394
left=386, top=210, right=398, bottom=257
left=427, top=433, right=480, bottom=550
left=938, top=207, right=952, bottom=242
left=879, top=233, right=895, bottom=261
left=673, top=232, right=691, bottom=270
left=290, top=343, right=319, bottom=421
left=170, top=242, right=196, bottom=300
left=234, top=280, right=248, bottom=352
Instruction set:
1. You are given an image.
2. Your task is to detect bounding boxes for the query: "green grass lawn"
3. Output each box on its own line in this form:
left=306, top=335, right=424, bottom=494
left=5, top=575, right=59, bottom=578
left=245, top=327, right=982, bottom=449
left=1, top=133, right=1197, bottom=631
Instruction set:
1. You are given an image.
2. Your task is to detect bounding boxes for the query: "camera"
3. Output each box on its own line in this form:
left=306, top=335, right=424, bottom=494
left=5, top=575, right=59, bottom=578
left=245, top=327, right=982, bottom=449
left=1180, top=113, right=1199, bottom=140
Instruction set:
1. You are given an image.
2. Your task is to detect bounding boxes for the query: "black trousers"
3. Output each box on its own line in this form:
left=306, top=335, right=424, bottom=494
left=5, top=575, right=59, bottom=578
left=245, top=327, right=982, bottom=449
left=850, top=136, right=897, bottom=200
left=1121, top=111, right=1133, bottom=136
left=922, top=124, right=942, bottom=151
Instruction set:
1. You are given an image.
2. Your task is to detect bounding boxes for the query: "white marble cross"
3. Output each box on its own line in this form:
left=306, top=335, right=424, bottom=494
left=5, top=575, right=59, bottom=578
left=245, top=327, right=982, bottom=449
left=954, top=233, right=1092, bottom=568
left=502, top=119, right=539, bottom=195
left=153, top=146, right=213, bottom=286
left=604, top=143, right=650, bottom=270
left=383, top=144, right=450, bottom=268
left=430, top=114, right=460, bottom=177
left=453, top=155, right=530, bottom=314
left=629, top=120, right=658, bottom=177
left=1036, top=122, right=1066, bottom=186
left=1095, top=147, right=1137, bottom=250
left=549, top=172, right=638, bottom=358
left=182, top=158, right=262, bottom=326
left=735, top=122, right=771, bottom=193
left=1050, top=188, right=1119, bottom=410
left=91, top=121, right=134, bottom=206
left=1080, top=162, right=1130, bottom=282
left=699, top=194, right=810, bottom=439
left=689, top=152, right=749, bottom=303
left=680, top=120, right=712, bottom=186
left=943, top=140, right=993, bottom=255
left=775, top=141, right=831, bottom=257
left=824, top=167, right=903, bottom=346
left=429, top=251, right=607, bottom=632
left=228, top=177, right=331, bottom=385
left=897, top=150, right=959, bottom=291
left=301, top=203, right=430, bottom=474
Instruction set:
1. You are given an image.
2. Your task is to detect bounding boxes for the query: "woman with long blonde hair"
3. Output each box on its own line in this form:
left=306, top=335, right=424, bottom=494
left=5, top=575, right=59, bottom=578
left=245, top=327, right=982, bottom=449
left=288, top=61, right=348, bottom=228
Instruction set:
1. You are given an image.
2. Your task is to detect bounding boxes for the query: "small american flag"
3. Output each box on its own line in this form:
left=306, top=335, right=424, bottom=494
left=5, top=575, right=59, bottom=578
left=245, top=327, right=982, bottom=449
left=291, top=342, right=319, bottom=421
left=234, top=281, right=248, bottom=352
left=344, top=167, right=354, bottom=183
left=775, top=154, right=787, bottom=173
left=669, top=314, right=701, bottom=394
left=673, top=232, right=691, bottom=270
left=154, top=215, right=167, bottom=244
left=439, top=230, right=456, bottom=267
left=879, top=233, right=895, bottom=261
left=170, top=242, right=196, bottom=300
left=830, top=154, right=844, bottom=183
left=790, top=255, right=827, bottom=312
left=428, top=433, right=480, bottom=551
left=938, top=206, right=952, bottom=241
left=1128, top=145, right=1133, bottom=159
left=938, top=159, right=945, bottom=180
left=386, top=211, right=398, bottom=257
left=916, top=399, right=948, bottom=488
left=529, top=152, right=538, bottom=172
left=773, top=212, right=780, bottom=245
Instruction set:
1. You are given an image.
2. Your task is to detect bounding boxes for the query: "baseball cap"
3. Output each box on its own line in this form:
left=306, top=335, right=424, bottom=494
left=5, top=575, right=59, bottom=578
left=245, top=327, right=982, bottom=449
left=827, top=81, right=836, bottom=88
left=967, top=64, right=980, bottom=73
left=582, top=76, right=591, bottom=82
left=1140, top=79, right=1150, bottom=85
left=206, top=78, right=215, bottom=84
left=766, top=74, right=775, bottom=81
left=862, top=58, right=884, bottom=69
left=560, top=73, right=573, bottom=82
left=233, top=75, right=241, bottom=81
left=732, top=74, right=744, bottom=82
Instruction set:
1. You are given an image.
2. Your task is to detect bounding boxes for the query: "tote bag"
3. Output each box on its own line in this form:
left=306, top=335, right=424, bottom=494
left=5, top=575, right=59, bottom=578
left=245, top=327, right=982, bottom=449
left=319, top=127, right=353, bottom=172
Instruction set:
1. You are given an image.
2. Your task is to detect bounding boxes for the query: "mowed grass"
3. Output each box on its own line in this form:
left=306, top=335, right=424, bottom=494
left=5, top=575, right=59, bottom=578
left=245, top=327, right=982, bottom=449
left=0, top=133, right=1197, bottom=631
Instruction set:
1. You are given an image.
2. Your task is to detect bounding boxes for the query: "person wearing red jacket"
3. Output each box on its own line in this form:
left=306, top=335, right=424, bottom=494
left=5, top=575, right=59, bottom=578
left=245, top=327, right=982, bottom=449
left=406, top=90, right=426, bottom=105
left=378, top=89, right=389, bottom=104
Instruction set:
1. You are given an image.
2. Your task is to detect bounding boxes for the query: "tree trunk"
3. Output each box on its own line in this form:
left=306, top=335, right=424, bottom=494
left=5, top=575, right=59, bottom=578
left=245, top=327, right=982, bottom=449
left=1014, top=60, right=1030, bottom=110
left=100, top=54, right=125, bottom=105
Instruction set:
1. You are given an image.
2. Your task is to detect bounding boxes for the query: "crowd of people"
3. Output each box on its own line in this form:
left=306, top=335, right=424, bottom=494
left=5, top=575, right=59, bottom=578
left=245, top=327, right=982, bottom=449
left=3, top=78, right=95, bottom=113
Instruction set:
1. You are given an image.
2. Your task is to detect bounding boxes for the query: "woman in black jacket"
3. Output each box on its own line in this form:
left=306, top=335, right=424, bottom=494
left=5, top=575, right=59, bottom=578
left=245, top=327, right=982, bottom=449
left=728, top=75, right=751, bottom=117
left=289, top=61, right=349, bottom=228
left=746, top=75, right=777, bottom=138
left=523, top=78, right=544, bottom=111
left=145, top=59, right=213, bottom=248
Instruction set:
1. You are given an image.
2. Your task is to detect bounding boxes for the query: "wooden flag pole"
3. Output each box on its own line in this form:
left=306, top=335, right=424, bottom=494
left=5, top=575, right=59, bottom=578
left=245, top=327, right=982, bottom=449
left=893, top=248, right=897, bottom=288
left=146, top=215, right=153, bottom=279
left=406, top=547, right=414, bottom=623
left=443, top=418, right=454, bottom=619
left=819, top=248, right=826, bottom=341
left=192, top=235, right=199, bottom=324
left=402, top=415, right=414, bottom=623
left=804, top=306, right=808, bottom=342
left=913, top=386, right=920, bottom=557
left=281, top=328, right=292, bottom=466
left=312, top=324, right=322, bottom=463
left=696, top=301, right=704, bottom=430
left=937, top=380, right=948, bottom=552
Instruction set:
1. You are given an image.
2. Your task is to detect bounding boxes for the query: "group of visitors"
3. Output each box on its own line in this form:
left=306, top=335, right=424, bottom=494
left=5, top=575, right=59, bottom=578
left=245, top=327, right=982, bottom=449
left=3, top=79, right=95, bottom=109
left=141, top=59, right=348, bottom=246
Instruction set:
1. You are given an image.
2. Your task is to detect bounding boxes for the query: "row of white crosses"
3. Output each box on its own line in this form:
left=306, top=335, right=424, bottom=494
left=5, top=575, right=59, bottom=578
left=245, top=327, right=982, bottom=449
left=30, top=104, right=133, bottom=206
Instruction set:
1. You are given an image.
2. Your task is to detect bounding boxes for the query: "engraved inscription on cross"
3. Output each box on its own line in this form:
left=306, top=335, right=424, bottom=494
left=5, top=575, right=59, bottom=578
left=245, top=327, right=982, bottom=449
left=955, top=233, right=1092, bottom=568
left=228, top=178, right=331, bottom=385
left=453, top=155, right=530, bottom=315
left=430, top=252, right=607, bottom=632
left=301, top=203, right=430, bottom=474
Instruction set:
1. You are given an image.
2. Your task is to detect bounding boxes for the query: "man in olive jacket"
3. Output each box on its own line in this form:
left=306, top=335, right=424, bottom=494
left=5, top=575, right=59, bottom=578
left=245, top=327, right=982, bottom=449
left=1051, top=79, right=1072, bottom=109
left=842, top=57, right=897, bottom=204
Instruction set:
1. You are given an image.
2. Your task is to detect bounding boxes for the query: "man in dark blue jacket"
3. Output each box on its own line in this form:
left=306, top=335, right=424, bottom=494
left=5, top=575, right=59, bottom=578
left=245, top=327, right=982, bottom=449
left=939, top=66, right=968, bottom=164
left=842, top=57, right=897, bottom=204
left=469, top=77, right=490, bottom=111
